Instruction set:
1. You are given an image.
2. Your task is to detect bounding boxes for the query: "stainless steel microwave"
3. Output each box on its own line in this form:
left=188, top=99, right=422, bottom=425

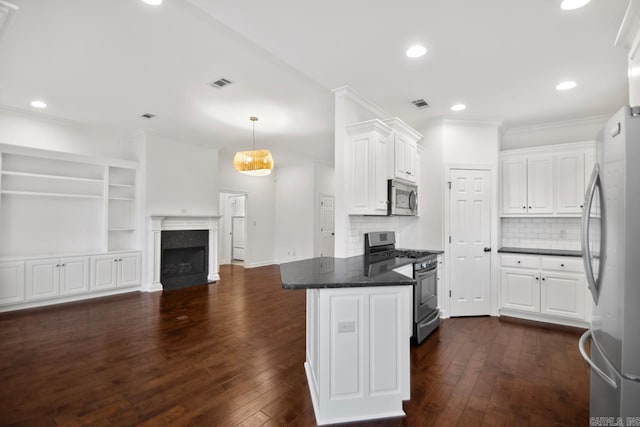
left=388, top=179, right=418, bottom=216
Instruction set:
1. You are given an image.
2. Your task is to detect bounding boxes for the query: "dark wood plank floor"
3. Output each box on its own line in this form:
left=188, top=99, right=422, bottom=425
left=0, top=264, right=589, bottom=426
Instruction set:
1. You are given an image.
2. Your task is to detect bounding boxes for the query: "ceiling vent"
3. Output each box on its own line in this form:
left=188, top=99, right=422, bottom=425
left=0, top=1, right=19, bottom=47
left=209, top=78, right=233, bottom=89
left=140, top=113, right=156, bottom=119
left=411, top=98, right=430, bottom=109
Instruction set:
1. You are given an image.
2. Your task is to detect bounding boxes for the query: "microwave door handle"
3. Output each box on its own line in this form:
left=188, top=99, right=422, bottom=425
left=581, top=163, right=599, bottom=303
left=409, top=190, right=417, bottom=211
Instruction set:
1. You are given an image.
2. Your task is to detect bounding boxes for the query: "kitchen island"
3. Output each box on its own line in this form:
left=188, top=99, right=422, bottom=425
left=280, top=255, right=415, bottom=426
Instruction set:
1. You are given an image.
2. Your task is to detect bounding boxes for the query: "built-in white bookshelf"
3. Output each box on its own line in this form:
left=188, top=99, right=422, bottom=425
left=107, top=166, right=137, bottom=251
left=0, top=146, right=139, bottom=257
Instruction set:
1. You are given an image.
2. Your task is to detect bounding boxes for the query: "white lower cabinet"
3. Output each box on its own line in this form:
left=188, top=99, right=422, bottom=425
left=499, top=253, right=589, bottom=326
left=26, top=257, right=89, bottom=301
left=0, top=262, right=25, bottom=305
left=540, top=272, right=585, bottom=320
left=90, top=252, right=141, bottom=290
left=501, top=269, right=540, bottom=313
left=0, top=251, right=141, bottom=311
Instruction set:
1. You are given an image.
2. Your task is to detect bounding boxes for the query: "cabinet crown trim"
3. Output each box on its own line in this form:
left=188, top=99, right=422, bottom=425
left=383, top=117, right=423, bottom=140
left=346, top=119, right=393, bottom=136
left=500, top=141, right=595, bottom=157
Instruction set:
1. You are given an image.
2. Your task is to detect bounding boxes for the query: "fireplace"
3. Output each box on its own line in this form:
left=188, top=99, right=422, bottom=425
left=160, top=230, right=209, bottom=290
left=146, top=215, right=220, bottom=292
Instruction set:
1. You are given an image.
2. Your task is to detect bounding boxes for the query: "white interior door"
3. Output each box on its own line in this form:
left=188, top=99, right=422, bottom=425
left=449, top=169, right=491, bottom=316
left=232, top=216, right=246, bottom=261
left=319, top=195, right=334, bottom=257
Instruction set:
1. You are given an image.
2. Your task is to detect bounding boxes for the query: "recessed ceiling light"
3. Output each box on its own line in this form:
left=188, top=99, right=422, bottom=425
left=556, top=81, right=577, bottom=91
left=560, top=0, right=591, bottom=10
left=141, top=0, right=163, bottom=5
left=30, top=100, right=47, bottom=109
left=450, top=104, right=466, bottom=112
left=406, top=45, right=427, bottom=58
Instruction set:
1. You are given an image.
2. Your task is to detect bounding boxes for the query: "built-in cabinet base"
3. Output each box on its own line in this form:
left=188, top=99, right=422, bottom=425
left=0, top=250, right=141, bottom=312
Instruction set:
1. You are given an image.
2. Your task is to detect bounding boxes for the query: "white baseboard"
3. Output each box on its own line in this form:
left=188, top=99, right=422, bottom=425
left=243, top=260, right=275, bottom=268
left=0, top=287, right=141, bottom=313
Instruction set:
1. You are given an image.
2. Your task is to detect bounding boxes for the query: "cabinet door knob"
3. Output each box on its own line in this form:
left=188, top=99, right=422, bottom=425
left=522, top=206, right=526, bottom=209
left=61, top=264, right=65, bottom=267
left=528, top=206, right=532, bottom=209
left=517, top=260, right=521, bottom=264
left=580, top=205, right=584, bottom=208
left=56, top=264, right=60, bottom=267
left=561, top=263, right=565, bottom=267
left=535, top=276, right=539, bottom=280
left=542, top=277, right=546, bottom=281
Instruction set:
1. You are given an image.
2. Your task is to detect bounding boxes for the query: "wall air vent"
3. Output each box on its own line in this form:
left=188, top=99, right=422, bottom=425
left=210, top=78, right=232, bottom=89
left=411, top=99, right=430, bottom=109
left=141, top=113, right=156, bottom=119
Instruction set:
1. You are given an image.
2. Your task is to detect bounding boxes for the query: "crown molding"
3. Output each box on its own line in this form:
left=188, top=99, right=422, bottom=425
left=442, top=118, right=504, bottom=128
left=615, top=0, right=640, bottom=58
left=345, top=118, right=393, bottom=137
left=0, top=1, right=18, bottom=47
left=382, top=117, right=423, bottom=140
left=332, top=85, right=389, bottom=119
left=504, top=113, right=610, bottom=136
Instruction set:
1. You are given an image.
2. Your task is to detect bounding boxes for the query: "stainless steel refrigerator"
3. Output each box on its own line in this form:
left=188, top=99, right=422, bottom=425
left=579, top=105, right=640, bottom=422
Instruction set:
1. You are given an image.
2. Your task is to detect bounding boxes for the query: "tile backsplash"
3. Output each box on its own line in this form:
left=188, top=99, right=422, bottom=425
left=347, top=216, right=400, bottom=256
left=501, top=217, right=581, bottom=250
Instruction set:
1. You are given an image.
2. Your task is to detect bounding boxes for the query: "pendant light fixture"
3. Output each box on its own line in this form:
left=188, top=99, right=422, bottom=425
left=233, top=116, right=274, bottom=176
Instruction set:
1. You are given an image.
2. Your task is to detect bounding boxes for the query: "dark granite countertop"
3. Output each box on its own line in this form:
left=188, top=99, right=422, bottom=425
left=498, top=247, right=582, bottom=257
left=280, top=255, right=416, bottom=290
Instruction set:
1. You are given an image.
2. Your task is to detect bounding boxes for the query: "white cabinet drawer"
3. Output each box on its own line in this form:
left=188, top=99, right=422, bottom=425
left=541, top=257, right=583, bottom=273
left=500, top=254, right=540, bottom=269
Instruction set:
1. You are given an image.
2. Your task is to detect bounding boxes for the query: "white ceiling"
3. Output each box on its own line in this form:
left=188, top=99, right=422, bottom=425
left=0, top=0, right=632, bottom=166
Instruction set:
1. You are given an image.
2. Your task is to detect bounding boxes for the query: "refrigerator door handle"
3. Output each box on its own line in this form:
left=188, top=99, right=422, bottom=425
left=581, top=163, right=600, bottom=303
left=579, top=330, right=617, bottom=389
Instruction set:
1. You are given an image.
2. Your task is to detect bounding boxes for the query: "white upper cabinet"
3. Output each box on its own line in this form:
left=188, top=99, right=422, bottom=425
left=500, top=141, right=595, bottom=217
left=383, top=117, right=422, bottom=184
left=501, top=157, right=528, bottom=214
left=555, top=151, right=585, bottom=214
left=527, top=154, right=554, bottom=214
left=346, top=119, right=393, bottom=215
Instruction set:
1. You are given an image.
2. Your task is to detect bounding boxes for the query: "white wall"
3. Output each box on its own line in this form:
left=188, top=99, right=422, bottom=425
left=0, top=107, right=136, bottom=160
left=218, top=154, right=275, bottom=267
left=274, top=163, right=315, bottom=263
left=501, top=116, right=605, bottom=150
left=144, top=133, right=219, bottom=216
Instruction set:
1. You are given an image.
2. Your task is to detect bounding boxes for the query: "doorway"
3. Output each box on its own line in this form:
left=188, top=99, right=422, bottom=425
left=319, top=194, right=335, bottom=257
left=219, top=192, right=247, bottom=265
left=448, top=168, right=492, bottom=317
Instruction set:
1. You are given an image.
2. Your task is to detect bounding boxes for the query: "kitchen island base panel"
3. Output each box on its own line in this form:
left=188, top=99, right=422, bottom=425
left=305, top=286, right=411, bottom=425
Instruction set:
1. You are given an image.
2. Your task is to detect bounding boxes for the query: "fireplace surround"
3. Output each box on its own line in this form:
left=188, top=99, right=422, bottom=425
left=146, top=215, right=220, bottom=292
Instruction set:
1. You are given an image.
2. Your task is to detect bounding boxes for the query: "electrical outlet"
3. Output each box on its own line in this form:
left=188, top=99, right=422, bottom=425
left=293, top=251, right=296, bottom=256
left=337, top=321, right=355, bottom=333
left=560, top=229, right=567, bottom=239
left=181, top=208, right=187, bottom=213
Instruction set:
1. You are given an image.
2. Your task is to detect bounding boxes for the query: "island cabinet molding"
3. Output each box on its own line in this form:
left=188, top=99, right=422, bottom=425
left=304, top=285, right=412, bottom=425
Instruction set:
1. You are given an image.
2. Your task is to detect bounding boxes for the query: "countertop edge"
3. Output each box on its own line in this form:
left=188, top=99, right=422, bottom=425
left=497, top=247, right=582, bottom=257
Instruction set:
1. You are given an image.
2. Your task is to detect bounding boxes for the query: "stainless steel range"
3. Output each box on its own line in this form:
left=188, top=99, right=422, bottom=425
left=364, top=231, right=440, bottom=344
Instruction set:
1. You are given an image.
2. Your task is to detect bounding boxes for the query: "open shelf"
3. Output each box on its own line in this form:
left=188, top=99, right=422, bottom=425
left=1, top=170, right=104, bottom=183
left=109, top=197, right=135, bottom=201
left=108, top=183, right=135, bottom=189
left=108, top=228, right=135, bottom=231
left=1, top=190, right=104, bottom=199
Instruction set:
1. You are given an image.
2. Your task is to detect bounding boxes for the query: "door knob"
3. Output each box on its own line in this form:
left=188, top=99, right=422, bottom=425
left=483, top=247, right=491, bottom=252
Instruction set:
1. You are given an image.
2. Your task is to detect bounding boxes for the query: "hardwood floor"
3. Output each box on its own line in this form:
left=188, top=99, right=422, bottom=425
left=0, top=264, right=589, bottom=426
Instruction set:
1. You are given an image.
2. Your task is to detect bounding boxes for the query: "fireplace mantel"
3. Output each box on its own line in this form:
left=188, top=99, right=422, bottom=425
left=145, top=215, right=221, bottom=292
